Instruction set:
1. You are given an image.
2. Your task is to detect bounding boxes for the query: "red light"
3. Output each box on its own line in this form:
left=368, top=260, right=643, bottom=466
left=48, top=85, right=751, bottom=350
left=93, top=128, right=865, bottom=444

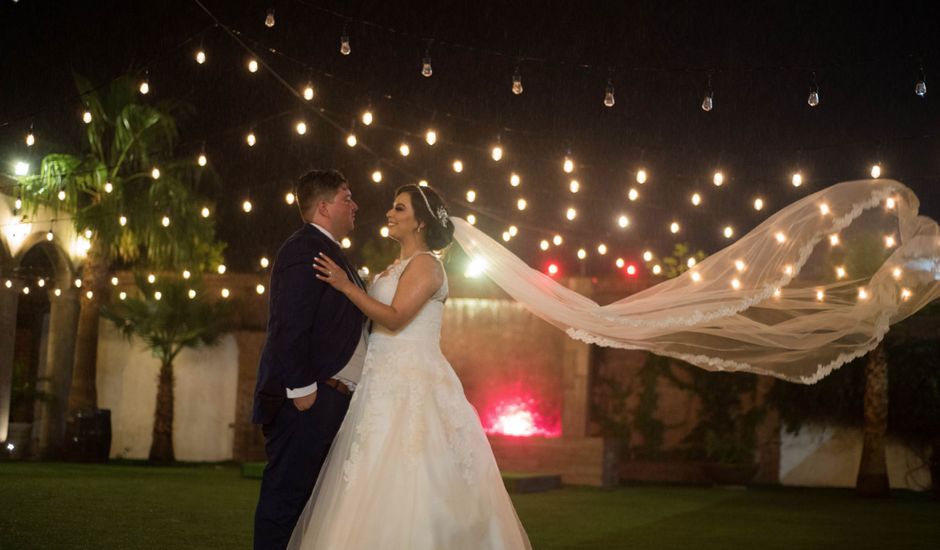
left=547, top=263, right=559, bottom=276
left=626, top=264, right=638, bottom=276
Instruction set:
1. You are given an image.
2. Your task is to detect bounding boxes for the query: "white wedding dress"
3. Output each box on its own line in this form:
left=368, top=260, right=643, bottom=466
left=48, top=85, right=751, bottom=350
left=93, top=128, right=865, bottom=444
left=287, top=252, right=532, bottom=549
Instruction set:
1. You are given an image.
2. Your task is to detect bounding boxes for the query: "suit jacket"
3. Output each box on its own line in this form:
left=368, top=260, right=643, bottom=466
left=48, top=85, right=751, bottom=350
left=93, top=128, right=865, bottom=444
left=251, top=224, right=366, bottom=424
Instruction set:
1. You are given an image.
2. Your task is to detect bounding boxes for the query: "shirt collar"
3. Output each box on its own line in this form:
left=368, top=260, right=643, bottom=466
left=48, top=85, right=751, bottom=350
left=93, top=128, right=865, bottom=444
left=308, top=222, right=339, bottom=245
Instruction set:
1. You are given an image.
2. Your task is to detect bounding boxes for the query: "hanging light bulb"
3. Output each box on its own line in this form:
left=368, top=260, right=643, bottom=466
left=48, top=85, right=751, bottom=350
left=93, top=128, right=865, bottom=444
left=201, top=206, right=210, bottom=218
left=371, top=170, right=383, bottom=183
left=691, top=192, right=702, bottom=206
left=512, top=66, right=523, bottom=95
left=723, top=226, right=734, bottom=239
left=753, top=198, right=764, bottom=211
left=139, top=79, right=150, bottom=95
left=452, top=159, right=463, bottom=173
left=380, top=226, right=390, bottom=238
left=248, top=59, right=259, bottom=73
left=198, top=153, right=207, bottom=167
left=246, top=132, right=256, bottom=146
left=566, top=207, right=577, bottom=221
left=915, top=71, right=927, bottom=97
left=151, top=167, right=161, bottom=179
left=119, top=215, right=127, bottom=226
left=361, top=110, right=373, bottom=126
left=510, top=173, right=521, bottom=187
left=701, top=75, right=714, bottom=112
left=553, top=234, right=563, bottom=246
left=285, top=192, right=295, bottom=205
left=195, top=50, right=206, bottom=64
left=161, top=215, right=171, bottom=227
left=303, top=83, right=315, bottom=101
left=819, top=203, right=831, bottom=215
left=265, top=8, right=275, bottom=27
left=14, top=198, right=22, bottom=210
left=670, top=221, right=680, bottom=234
left=517, top=198, right=527, bottom=211
left=26, top=132, right=35, bottom=146
left=295, top=121, right=307, bottom=135
left=218, top=264, right=227, bottom=274
left=256, top=284, right=266, bottom=295
left=886, top=197, right=897, bottom=209
left=829, top=234, right=840, bottom=246
left=467, top=214, right=477, bottom=225
left=340, top=28, right=351, bottom=55
left=807, top=73, right=820, bottom=106
left=188, top=289, right=197, bottom=299
left=603, top=78, right=615, bottom=107
left=399, top=143, right=410, bottom=156
left=618, top=214, right=630, bottom=228
left=466, top=190, right=476, bottom=202
left=628, top=188, right=639, bottom=201
left=540, top=240, right=550, bottom=251
left=636, top=169, right=647, bottom=184
left=563, top=156, right=574, bottom=173
left=713, top=171, right=724, bottom=186
left=346, top=134, right=357, bottom=147
left=652, top=264, right=662, bottom=275
left=82, top=110, right=92, bottom=124
left=221, top=288, right=231, bottom=298
left=46, top=229, right=54, bottom=241
left=508, top=225, right=519, bottom=237
left=569, top=179, right=580, bottom=193
left=792, top=172, right=803, bottom=187
left=616, top=258, right=625, bottom=269
left=418, top=179, right=429, bottom=187
left=260, top=256, right=270, bottom=268
left=576, top=248, right=587, bottom=260
left=425, top=129, right=437, bottom=145
left=421, top=52, right=433, bottom=77
left=502, top=231, right=511, bottom=242
left=491, top=144, right=503, bottom=161
left=341, top=237, right=352, bottom=249
left=57, top=190, right=66, bottom=201
left=242, top=200, right=253, bottom=213
left=870, top=163, right=882, bottom=178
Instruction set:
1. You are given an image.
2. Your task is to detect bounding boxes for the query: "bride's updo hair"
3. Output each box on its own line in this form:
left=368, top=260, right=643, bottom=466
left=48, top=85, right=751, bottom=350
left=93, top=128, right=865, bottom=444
left=396, top=184, right=455, bottom=251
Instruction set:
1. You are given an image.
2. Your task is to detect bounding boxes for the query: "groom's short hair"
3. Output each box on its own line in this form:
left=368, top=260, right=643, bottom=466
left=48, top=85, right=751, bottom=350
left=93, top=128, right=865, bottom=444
left=296, top=169, right=348, bottom=218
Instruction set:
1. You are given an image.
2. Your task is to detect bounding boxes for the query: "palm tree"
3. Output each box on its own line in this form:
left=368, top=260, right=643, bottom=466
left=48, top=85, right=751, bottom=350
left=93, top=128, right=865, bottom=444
left=102, top=274, right=232, bottom=463
left=16, top=73, right=224, bottom=419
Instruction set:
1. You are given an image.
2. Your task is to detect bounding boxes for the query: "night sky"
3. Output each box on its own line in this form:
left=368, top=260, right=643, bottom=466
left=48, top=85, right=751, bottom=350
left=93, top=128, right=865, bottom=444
left=2, top=0, right=939, bottom=275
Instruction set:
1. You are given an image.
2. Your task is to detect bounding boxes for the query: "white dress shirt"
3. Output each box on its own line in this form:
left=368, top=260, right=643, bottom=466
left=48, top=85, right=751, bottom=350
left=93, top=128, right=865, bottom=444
left=286, top=223, right=368, bottom=398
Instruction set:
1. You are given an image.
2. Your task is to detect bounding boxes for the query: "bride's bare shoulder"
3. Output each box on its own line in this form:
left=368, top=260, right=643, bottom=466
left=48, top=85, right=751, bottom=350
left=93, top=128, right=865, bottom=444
left=402, top=253, right=444, bottom=284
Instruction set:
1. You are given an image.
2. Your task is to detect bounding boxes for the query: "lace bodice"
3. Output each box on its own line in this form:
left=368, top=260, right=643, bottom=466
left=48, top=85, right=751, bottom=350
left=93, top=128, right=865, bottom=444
left=368, top=252, right=448, bottom=341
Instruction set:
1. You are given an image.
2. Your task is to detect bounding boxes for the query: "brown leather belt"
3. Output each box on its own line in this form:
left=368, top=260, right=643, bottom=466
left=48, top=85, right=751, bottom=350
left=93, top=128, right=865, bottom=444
left=323, top=378, right=353, bottom=396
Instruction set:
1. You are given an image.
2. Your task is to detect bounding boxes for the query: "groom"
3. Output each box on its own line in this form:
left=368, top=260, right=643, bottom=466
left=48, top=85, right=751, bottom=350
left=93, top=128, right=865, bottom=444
left=252, top=169, right=367, bottom=549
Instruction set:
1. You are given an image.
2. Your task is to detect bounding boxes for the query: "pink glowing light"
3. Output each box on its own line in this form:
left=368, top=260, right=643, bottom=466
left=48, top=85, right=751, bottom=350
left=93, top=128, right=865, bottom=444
left=483, top=397, right=561, bottom=438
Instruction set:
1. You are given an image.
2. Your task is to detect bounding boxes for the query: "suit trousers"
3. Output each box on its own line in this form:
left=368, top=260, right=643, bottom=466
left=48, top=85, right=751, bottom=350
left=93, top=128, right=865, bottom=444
left=253, top=383, right=351, bottom=550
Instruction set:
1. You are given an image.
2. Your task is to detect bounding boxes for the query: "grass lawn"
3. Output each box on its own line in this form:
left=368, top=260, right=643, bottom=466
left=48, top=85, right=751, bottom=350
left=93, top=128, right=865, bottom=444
left=1, top=462, right=938, bottom=549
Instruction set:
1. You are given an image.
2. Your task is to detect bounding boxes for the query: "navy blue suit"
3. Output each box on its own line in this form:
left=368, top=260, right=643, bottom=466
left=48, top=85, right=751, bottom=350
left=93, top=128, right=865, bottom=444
left=252, top=224, right=365, bottom=550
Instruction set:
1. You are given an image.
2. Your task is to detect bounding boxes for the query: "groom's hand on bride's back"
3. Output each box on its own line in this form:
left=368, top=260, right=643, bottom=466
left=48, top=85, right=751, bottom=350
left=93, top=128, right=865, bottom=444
left=293, top=391, right=317, bottom=411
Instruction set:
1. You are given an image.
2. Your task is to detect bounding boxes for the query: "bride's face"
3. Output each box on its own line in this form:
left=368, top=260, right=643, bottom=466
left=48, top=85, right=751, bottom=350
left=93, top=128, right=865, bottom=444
left=386, top=192, right=424, bottom=241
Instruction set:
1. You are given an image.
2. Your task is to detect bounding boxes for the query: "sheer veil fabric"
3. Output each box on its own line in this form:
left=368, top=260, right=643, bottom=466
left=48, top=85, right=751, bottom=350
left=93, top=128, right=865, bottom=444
left=452, top=179, right=940, bottom=384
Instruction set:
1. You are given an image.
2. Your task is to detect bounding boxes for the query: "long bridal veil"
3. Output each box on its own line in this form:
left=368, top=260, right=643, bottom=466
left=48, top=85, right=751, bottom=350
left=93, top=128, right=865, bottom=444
left=451, top=179, right=940, bottom=384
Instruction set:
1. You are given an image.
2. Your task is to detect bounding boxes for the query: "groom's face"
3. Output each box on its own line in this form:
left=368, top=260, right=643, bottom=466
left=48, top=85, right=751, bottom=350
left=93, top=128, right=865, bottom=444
left=324, top=183, right=357, bottom=238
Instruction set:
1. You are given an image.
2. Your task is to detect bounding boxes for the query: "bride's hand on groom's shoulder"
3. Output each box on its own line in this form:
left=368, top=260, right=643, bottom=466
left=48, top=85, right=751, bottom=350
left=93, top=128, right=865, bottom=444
left=314, top=253, right=353, bottom=293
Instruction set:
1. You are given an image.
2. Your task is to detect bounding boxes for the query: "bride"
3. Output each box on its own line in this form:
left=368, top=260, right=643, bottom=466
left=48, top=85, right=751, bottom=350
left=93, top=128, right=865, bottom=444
left=288, top=184, right=531, bottom=549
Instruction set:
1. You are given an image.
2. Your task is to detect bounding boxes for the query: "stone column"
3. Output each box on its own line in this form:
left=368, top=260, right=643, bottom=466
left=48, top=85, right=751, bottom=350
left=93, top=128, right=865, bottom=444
left=33, top=288, right=80, bottom=457
left=560, top=277, right=594, bottom=438
left=0, top=288, right=18, bottom=442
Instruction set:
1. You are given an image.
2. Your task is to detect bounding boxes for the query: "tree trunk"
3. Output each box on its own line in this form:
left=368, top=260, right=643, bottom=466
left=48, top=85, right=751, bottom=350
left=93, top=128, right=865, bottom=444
left=66, top=236, right=109, bottom=414
left=149, top=361, right=175, bottom=464
left=856, top=342, right=890, bottom=497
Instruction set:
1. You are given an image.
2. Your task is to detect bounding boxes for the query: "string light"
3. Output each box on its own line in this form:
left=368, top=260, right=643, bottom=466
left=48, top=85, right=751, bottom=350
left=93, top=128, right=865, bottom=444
left=835, top=266, right=847, bottom=279
left=900, top=288, right=912, bottom=300
left=201, top=207, right=210, bottom=218
left=491, top=144, right=504, bottom=161
left=139, top=79, right=150, bottom=95
left=566, top=207, right=577, bottom=221
left=217, top=264, right=227, bottom=274
left=753, top=198, right=764, bottom=211
left=195, top=50, right=206, bottom=64
left=46, top=230, right=54, bottom=241
left=643, top=250, right=653, bottom=262
left=467, top=214, right=477, bottom=225
left=819, top=203, right=831, bottom=215
left=807, top=73, right=820, bottom=106
left=577, top=248, right=587, bottom=260
left=260, top=256, right=270, bottom=268
left=603, top=78, right=615, bottom=107
left=892, top=267, right=903, bottom=280
left=346, top=134, right=357, bottom=147
left=816, top=289, right=825, bottom=301
left=22, top=286, right=30, bottom=295
left=569, top=180, right=580, bottom=193
left=615, top=258, right=625, bottom=268
left=885, top=235, right=896, bottom=248
left=858, top=287, right=869, bottom=300
left=198, top=154, right=207, bottom=167
left=783, top=265, right=794, bottom=276
left=371, top=170, right=383, bottom=183
left=628, top=188, right=639, bottom=201
left=340, top=28, right=351, bottom=55
left=242, top=200, right=253, bottom=213
left=702, top=75, right=714, bottom=112
left=248, top=59, right=259, bottom=73
left=829, top=234, right=840, bottom=246
left=57, top=190, right=66, bottom=201
left=870, top=163, right=882, bottom=178
left=221, top=288, right=231, bottom=298
left=792, top=172, right=803, bottom=187
left=182, top=270, right=191, bottom=279
left=188, top=289, right=196, bottom=299
left=713, top=171, right=724, bottom=186
left=547, top=263, right=559, bottom=276
left=508, top=225, right=518, bottom=237
left=512, top=66, right=523, bottom=95
left=691, top=271, right=702, bottom=282
left=563, top=156, right=574, bottom=174
left=295, top=121, right=307, bottom=135
left=5, top=280, right=13, bottom=289
left=636, top=169, right=648, bottom=184
left=119, top=215, right=127, bottom=226
left=303, top=83, right=315, bottom=101
left=285, top=192, right=295, bottom=205
left=246, top=132, right=256, bottom=146
left=774, top=231, right=787, bottom=243
left=691, top=192, right=702, bottom=206
left=14, top=162, right=29, bottom=176
left=341, top=237, right=352, bottom=248
left=26, top=132, right=35, bottom=146
left=466, top=190, right=476, bottom=203
left=617, top=215, right=630, bottom=228
left=425, top=129, right=437, bottom=145
left=540, top=240, right=549, bottom=251
left=886, top=197, right=896, bottom=209
left=502, top=231, right=511, bottom=242
left=452, top=159, right=463, bottom=173
left=517, top=198, right=527, bottom=211
left=84, top=229, right=92, bottom=239
left=510, top=173, right=521, bottom=187
left=37, top=279, right=45, bottom=288
left=161, top=215, right=171, bottom=227
left=731, top=278, right=742, bottom=290
left=14, top=198, right=22, bottom=210
left=597, top=243, right=608, bottom=255
left=553, top=234, right=563, bottom=246
left=418, top=179, right=429, bottom=187
left=670, top=222, right=680, bottom=234
left=85, top=290, right=94, bottom=299
left=734, top=259, right=745, bottom=272
left=82, top=110, right=92, bottom=124
left=151, top=167, right=161, bottom=179
left=380, top=226, right=390, bottom=238
left=915, top=67, right=927, bottom=97
left=652, top=264, right=662, bottom=275
left=399, top=143, right=410, bottom=157
left=361, top=110, right=373, bottom=126
left=265, top=8, right=275, bottom=27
